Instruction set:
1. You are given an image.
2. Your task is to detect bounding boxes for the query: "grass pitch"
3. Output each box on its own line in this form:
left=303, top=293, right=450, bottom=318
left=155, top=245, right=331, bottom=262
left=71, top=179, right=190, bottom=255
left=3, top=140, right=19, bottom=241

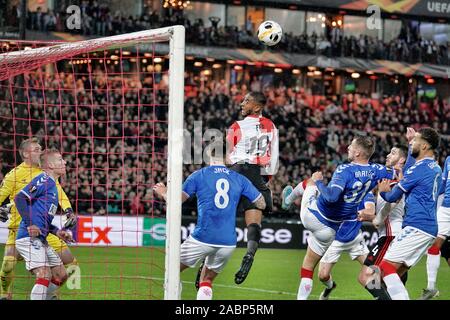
left=2, top=245, right=448, bottom=300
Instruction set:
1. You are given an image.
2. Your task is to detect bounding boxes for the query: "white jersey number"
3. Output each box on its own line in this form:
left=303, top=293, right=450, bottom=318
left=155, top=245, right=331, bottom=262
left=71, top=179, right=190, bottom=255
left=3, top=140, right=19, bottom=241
left=214, top=179, right=230, bottom=209
left=344, top=180, right=372, bottom=204
left=432, top=175, right=439, bottom=201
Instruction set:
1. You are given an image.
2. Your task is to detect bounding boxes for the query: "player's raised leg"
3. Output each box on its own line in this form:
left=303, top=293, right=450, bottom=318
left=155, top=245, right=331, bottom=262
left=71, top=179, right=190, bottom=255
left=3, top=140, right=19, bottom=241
left=281, top=179, right=307, bottom=210
left=297, top=180, right=336, bottom=300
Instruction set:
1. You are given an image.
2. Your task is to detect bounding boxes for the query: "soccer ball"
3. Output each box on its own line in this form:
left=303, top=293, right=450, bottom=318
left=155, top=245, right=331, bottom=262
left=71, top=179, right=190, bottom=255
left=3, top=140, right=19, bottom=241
left=257, top=20, right=283, bottom=46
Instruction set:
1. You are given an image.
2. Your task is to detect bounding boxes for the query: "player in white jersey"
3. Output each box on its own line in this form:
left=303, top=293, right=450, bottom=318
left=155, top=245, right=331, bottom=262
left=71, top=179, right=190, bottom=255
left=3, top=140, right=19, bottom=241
left=153, top=142, right=265, bottom=300
left=357, top=145, right=408, bottom=300
left=226, top=92, right=278, bottom=285
left=378, top=127, right=442, bottom=300
left=419, top=154, right=450, bottom=299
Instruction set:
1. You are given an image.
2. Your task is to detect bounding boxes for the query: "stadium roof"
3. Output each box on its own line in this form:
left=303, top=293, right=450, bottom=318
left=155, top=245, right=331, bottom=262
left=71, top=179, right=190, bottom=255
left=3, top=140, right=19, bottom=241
left=207, top=0, right=450, bottom=23
left=147, top=42, right=449, bottom=79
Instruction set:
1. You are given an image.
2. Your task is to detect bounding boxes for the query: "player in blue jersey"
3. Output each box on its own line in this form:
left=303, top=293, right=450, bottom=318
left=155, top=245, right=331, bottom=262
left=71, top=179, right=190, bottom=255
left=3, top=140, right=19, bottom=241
left=378, top=127, right=442, bottom=300
left=14, top=149, right=73, bottom=300
left=317, top=191, right=375, bottom=300
left=153, top=142, right=265, bottom=300
left=296, top=135, right=395, bottom=300
left=420, top=154, right=450, bottom=299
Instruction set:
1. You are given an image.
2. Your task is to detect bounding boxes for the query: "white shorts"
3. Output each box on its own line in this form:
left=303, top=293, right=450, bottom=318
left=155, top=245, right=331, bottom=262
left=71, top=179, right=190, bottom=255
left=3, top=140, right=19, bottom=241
left=321, top=231, right=369, bottom=264
left=180, top=236, right=235, bottom=273
left=437, top=206, right=450, bottom=238
left=15, top=237, right=62, bottom=271
left=383, top=226, right=435, bottom=267
left=300, top=186, right=336, bottom=256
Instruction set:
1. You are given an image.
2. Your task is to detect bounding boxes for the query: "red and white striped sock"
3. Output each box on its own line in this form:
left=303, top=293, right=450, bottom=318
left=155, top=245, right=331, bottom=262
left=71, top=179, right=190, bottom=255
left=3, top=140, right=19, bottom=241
left=297, top=268, right=313, bottom=300
left=31, top=278, right=49, bottom=300
left=196, top=282, right=213, bottom=300
left=380, top=261, right=409, bottom=300
left=426, top=245, right=441, bottom=290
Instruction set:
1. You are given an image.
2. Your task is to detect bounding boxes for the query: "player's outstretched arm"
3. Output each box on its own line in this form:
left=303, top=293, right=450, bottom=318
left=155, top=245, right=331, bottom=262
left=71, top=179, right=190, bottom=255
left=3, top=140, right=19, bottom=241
left=379, top=179, right=404, bottom=203
left=153, top=183, right=189, bottom=203
left=312, top=171, right=342, bottom=203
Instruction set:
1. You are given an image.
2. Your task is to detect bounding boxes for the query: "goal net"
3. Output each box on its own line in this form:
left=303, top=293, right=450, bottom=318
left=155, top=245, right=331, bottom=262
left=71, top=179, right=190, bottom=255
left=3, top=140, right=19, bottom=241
left=0, top=26, right=185, bottom=300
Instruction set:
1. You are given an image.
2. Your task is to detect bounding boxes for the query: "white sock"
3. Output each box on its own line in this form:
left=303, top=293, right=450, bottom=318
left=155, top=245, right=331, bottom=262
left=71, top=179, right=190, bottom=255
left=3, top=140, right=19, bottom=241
left=197, top=285, right=213, bottom=300
left=321, top=276, right=333, bottom=289
left=297, top=278, right=313, bottom=300
left=46, top=282, right=60, bottom=300
left=426, top=252, right=441, bottom=290
left=383, top=274, right=409, bottom=300
left=31, top=282, right=49, bottom=300
left=286, top=181, right=306, bottom=205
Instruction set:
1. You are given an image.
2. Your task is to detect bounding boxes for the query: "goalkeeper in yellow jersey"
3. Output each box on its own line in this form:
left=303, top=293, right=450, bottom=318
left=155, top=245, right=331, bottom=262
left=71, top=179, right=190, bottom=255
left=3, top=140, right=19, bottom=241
left=0, top=137, right=78, bottom=299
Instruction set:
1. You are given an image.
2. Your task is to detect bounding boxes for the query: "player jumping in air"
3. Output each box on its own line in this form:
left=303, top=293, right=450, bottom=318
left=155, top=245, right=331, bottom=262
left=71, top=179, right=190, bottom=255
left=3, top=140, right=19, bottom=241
left=14, top=149, right=74, bottom=300
left=226, top=92, right=278, bottom=285
left=378, top=127, right=442, bottom=300
left=0, top=138, right=77, bottom=300
left=153, top=141, right=265, bottom=299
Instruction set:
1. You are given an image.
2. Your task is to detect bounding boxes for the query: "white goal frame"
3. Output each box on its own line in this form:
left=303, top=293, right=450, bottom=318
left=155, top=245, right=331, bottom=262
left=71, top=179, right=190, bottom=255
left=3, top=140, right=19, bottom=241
left=0, top=26, right=186, bottom=300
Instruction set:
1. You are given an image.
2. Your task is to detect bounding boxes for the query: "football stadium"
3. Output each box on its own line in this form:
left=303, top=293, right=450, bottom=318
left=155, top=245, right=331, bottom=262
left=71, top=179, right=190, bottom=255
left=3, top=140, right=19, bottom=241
left=0, top=0, right=449, bottom=302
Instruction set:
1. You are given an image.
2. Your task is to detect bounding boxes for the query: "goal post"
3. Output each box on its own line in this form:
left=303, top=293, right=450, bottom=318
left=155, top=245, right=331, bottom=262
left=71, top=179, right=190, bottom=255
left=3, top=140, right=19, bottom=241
left=165, top=25, right=185, bottom=300
left=0, top=25, right=185, bottom=300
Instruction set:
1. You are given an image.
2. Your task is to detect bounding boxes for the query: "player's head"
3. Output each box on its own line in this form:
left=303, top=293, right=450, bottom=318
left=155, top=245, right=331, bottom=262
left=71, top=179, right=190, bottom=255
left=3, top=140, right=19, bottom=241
left=40, top=149, right=66, bottom=177
left=240, top=92, right=266, bottom=116
left=411, top=127, right=440, bottom=158
left=348, top=135, right=375, bottom=162
left=19, top=137, right=42, bottom=166
left=386, top=145, right=408, bottom=168
left=205, top=140, right=225, bottom=164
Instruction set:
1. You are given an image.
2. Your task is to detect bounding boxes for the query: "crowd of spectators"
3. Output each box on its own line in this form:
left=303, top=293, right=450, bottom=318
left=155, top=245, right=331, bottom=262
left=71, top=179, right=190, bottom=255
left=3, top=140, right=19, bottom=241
left=1, top=66, right=449, bottom=219
left=19, top=3, right=449, bottom=66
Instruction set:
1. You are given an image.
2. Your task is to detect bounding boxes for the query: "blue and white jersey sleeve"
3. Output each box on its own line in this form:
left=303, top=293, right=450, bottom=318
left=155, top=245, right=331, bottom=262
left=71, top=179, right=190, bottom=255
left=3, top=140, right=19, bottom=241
left=440, top=156, right=449, bottom=195
left=398, top=164, right=421, bottom=193
left=372, top=163, right=395, bottom=181
left=239, top=175, right=261, bottom=203
left=19, top=173, right=47, bottom=200
left=441, top=156, right=450, bottom=208
left=182, top=170, right=201, bottom=198
left=328, top=165, right=349, bottom=191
